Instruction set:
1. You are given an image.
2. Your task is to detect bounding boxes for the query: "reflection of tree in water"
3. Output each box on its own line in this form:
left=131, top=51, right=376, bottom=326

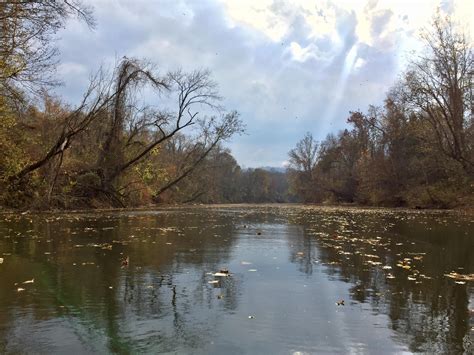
left=284, top=208, right=473, bottom=354
left=0, top=209, right=243, bottom=353
left=287, top=225, right=314, bottom=275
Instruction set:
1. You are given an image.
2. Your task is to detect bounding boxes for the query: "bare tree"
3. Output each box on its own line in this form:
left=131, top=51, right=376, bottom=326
left=77, top=59, right=243, bottom=205
left=8, top=68, right=114, bottom=183
left=400, top=12, right=473, bottom=172
left=0, top=0, right=94, bottom=97
left=152, top=110, right=243, bottom=198
left=288, top=132, right=318, bottom=175
left=287, top=132, right=319, bottom=201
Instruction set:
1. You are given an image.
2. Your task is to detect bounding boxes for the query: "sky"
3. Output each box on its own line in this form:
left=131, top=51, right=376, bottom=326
left=55, top=0, right=473, bottom=168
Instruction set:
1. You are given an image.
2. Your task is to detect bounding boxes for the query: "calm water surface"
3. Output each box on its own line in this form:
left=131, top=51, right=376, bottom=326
left=0, top=205, right=473, bottom=354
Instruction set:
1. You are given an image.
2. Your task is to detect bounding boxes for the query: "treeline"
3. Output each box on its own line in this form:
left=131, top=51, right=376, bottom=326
left=160, top=155, right=292, bottom=203
left=1, top=4, right=472, bottom=209
left=287, top=15, right=474, bottom=208
left=0, top=1, right=250, bottom=209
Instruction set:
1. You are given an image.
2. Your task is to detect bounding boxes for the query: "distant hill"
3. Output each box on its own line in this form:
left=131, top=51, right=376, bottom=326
left=258, top=166, right=287, bottom=173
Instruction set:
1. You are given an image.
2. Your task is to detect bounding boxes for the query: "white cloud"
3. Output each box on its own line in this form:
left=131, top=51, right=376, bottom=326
left=54, top=0, right=472, bottom=168
left=354, top=57, right=366, bottom=70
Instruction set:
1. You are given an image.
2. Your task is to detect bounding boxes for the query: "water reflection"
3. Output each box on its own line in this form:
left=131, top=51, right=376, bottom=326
left=0, top=206, right=472, bottom=353
left=285, top=207, right=474, bottom=353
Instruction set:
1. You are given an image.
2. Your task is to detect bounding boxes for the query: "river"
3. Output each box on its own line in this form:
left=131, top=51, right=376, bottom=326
left=0, top=205, right=473, bottom=354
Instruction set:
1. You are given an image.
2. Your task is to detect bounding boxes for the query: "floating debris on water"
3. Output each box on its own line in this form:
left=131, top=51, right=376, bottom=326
left=121, top=256, right=129, bottom=267
left=213, top=272, right=230, bottom=277
left=444, top=272, right=474, bottom=282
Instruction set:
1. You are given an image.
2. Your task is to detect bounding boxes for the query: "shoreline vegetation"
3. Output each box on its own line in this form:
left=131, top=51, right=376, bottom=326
left=1, top=3, right=473, bottom=211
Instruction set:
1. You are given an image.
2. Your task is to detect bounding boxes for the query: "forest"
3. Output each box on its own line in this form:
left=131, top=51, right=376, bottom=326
left=287, top=14, right=474, bottom=208
left=0, top=1, right=473, bottom=209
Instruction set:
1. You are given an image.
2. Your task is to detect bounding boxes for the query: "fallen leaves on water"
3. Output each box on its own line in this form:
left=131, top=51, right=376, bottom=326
left=366, top=260, right=382, bottom=266
left=444, top=271, right=474, bottom=281
left=213, top=272, right=230, bottom=277
left=121, top=256, right=129, bottom=267
left=444, top=272, right=474, bottom=282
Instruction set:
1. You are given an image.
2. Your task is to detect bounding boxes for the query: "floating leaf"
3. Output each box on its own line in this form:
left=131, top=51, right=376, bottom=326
left=445, top=272, right=474, bottom=281
left=213, top=272, right=230, bottom=277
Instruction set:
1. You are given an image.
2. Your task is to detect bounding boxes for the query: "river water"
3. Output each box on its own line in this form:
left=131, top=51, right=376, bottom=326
left=0, top=205, right=472, bottom=354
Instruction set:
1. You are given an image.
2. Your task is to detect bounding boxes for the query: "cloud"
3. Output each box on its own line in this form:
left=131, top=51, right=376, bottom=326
left=53, top=0, right=470, bottom=168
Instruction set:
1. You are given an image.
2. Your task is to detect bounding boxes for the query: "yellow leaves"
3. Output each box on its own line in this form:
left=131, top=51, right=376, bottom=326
left=444, top=272, right=474, bottom=282
left=150, top=146, right=161, bottom=156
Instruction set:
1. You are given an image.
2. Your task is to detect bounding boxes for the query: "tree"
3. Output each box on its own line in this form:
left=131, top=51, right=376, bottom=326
left=91, top=61, right=243, bottom=205
left=0, top=0, right=94, bottom=97
left=287, top=132, right=319, bottom=201
left=288, top=132, right=318, bottom=174
left=400, top=13, right=474, bottom=173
